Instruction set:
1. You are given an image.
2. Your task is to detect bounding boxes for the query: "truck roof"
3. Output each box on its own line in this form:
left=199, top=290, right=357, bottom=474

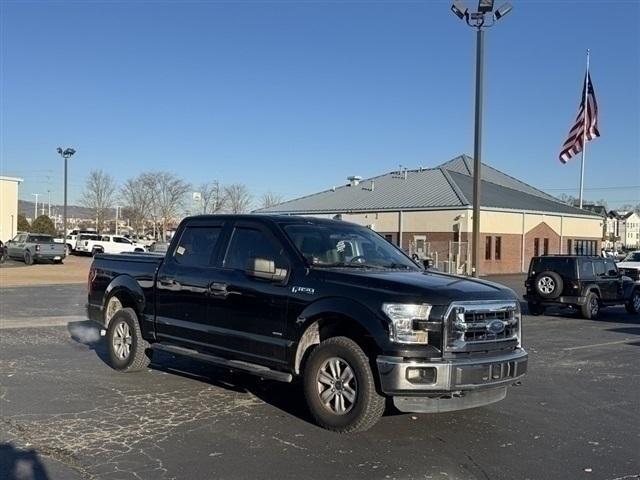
left=184, top=214, right=350, bottom=227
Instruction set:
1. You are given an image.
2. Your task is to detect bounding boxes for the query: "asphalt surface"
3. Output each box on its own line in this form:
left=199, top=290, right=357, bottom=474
left=1, top=278, right=639, bottom=480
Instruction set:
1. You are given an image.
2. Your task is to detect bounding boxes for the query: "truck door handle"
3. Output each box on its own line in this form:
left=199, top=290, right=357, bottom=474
left=158, top=277, right=179, bottom=287
left=208, top=282, right=240, bottom=298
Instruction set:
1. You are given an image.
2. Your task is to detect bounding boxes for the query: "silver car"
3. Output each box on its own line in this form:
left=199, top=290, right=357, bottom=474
left=6, top=233, right=66, bottom=265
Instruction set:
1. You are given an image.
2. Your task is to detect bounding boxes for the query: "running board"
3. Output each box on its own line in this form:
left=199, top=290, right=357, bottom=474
left=152, top=343, right=293, bottom=383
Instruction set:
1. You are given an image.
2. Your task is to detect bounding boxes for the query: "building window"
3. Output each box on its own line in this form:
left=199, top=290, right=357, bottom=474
left=485, top=236, right=492, bottom=260
left=495, top=236, right=502, bottom=260
left=543, top=238, right=549, bottom=255
left=567, top=239, right=573, bottom=254
left=574, top=240, right=598, bottom=256
left=534, top=238, right=540, bottom=257
left=384, top=234, right=393, bottom=243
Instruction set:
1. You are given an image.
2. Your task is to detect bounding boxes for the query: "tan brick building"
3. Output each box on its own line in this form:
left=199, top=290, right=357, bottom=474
left=257, top=155, right=603, bottom=275
left=0, top=176, right=23, bottom=242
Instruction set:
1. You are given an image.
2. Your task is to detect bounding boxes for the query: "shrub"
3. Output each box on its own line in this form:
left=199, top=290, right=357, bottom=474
left=30, top=215, right=57, bottom=236
left=17, top=214, right=30, bottom=232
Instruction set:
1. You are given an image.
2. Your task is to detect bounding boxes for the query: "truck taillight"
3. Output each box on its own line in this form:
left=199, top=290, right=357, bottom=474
left=88, top=267, right=97, bottom=294
left=35, top=244, right=41, bottom=252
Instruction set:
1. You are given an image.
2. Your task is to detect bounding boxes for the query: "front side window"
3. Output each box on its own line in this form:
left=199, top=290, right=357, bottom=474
left=102, top=236, right=111, bottom=242
left=594, top=260, right=606, bottom=277
left=174, top=226, right=222, bottom=267
left=223, top=227, right=287, bottom=271
left=284, top=223, right=418, bottom=271
left=604, top=259, right=618, bottom=276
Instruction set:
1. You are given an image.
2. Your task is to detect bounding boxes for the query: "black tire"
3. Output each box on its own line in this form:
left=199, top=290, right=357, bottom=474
left=534, top=271, right=563, bottom=299
left=528, top=302, right=544, bottom=316
left=626, top=289, right=640, bottom=315
left=106, top=308, right=151, bottom=372
left=0, top=253, right=6, bottom=264
left=24, top=251, right=34, bottom=265
left=303, top=336, right=385, bottom=433
left=581, top=292, right=600, bottom=320
left=54, top=259, right=63, bottom=265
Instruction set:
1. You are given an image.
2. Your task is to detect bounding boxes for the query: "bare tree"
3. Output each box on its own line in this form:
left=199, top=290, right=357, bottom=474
left=224, top=183, right=252, bottom=214
left=80, top=170, right=118, bottom=231
left=147, top=172, right=191, bottom=240
left=260, top=191, right=284, bottom=209
left=197, top=180, right=225, bottom=214
left=120, top=174, right=154, bottom=235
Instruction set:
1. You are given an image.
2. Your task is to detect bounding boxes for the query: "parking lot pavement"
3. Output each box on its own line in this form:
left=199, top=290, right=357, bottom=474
left=1, top=283, right=639, bottom=480
left=0, top=254, right=91, bottom=288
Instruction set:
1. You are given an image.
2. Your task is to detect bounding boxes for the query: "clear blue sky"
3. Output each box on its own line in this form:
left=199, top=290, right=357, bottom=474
left=1, top=0, right=639, bottom=209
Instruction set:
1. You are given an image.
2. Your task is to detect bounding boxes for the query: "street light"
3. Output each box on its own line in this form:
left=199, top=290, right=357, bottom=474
left=56, top=147, right=76, bottom=241
left=450, top=0, right=512, bottom=277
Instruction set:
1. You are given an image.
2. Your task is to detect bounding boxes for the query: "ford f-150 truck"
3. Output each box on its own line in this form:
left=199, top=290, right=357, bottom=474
left=88, top=215, right=528, bottom=432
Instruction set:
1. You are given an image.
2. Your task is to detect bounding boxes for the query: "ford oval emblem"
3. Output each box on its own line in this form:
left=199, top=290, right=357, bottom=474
left=487, top=319, right=505, bottom=334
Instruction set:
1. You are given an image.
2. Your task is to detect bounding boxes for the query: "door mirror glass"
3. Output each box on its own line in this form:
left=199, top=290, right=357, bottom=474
left=246, top=257, right=287, bottom=282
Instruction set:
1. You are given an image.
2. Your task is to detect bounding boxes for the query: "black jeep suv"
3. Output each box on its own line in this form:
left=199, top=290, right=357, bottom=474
left=524, top=255, right=640, bottom=319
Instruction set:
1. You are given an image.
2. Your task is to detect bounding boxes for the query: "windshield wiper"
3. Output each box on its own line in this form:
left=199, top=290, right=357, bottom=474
left=311, top=262, right=385, bottom=269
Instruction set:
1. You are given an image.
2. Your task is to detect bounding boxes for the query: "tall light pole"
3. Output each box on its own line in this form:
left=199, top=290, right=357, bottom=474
left=451, top=0, right=512, bottom=277
left=32, top=193, right=40, bottom=220
left=56, top=147, right=76, bottom=237
left=115, top=206, right=121, bottom=235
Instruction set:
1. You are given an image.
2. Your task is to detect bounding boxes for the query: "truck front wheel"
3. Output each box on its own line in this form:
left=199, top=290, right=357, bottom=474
left=626, top=290, right=640, bottom=315
left=106, top=308, right=151, bottom=372
left=303, top=336, right=385, bottom=433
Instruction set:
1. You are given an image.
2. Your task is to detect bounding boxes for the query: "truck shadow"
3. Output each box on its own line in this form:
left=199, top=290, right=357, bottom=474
left=150, top=351, right=315, bottom=423
left=0, top=443, right=50, bottom=480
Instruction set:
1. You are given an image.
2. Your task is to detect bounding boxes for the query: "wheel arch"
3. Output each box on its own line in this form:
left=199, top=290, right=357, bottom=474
left=292, top=298, right=386, bottom=375
left=103, top=275, right=145, bottom=327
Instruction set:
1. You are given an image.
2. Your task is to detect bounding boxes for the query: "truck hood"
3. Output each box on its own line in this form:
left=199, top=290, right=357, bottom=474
left=618, top=261, right=640, bottom=269
left=315, top=269, right=518, bottom=305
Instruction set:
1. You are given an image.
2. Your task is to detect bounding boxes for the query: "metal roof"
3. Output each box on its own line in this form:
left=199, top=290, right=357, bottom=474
left=256, top=155, right=601, bottom=217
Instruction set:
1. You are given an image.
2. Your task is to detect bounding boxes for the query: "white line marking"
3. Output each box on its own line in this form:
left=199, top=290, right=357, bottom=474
left=0, top=315, right=87, bottom=329
left=563, top=338, right=636, bottom=351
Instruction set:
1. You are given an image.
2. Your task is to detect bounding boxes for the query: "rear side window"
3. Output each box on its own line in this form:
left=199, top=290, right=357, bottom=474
left=594, top=260, right=606, bottom=276
left=223, top=227, right=287, bottom=271
left=174, top=226, right=222, bottom=267
left=579, top=260, right=594, bottom=279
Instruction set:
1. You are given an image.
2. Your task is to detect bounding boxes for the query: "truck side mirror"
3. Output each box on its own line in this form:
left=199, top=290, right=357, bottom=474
left=423, top=258, right=434, bottom=269
left=246, top=257, right=287, bottom=282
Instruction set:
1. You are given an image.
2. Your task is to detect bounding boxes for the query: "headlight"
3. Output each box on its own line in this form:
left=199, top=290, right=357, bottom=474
left=382, top=303, right=432, bottom=344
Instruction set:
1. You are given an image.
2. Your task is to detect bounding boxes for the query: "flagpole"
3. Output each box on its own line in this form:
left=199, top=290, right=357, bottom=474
left=578, top=49, right=590, bottom=209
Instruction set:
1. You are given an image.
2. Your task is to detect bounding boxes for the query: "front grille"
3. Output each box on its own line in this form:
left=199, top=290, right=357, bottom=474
left=445, top=301, right=520, bottom=353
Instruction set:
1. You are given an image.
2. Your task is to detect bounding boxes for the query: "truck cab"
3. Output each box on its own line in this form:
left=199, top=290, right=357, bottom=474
left=88, top=215, right=528, bottom=432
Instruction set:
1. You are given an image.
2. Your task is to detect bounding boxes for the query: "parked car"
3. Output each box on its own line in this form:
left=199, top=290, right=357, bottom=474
left=617, top=251, right=640, bottom=281
left=5, top=233, right=66, bottom=265
left=148, top=241, right=169, bottom=253
left=65, top=229, right=98, bottom=255
left=74, top=233, right=100, bottom=254
left=88, top=215, right=528, bottom=433
left=0, top=240, right=7, bottom=264
left=78, top=234, right=146, bottom=256
left=524, top=255, right=640, bottom=318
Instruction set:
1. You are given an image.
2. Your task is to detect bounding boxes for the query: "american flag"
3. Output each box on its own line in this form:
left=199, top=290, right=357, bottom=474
left=559, top=72, right=600, bottom=163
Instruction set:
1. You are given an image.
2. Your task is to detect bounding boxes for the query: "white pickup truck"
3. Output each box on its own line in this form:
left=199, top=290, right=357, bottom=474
left=77, top=234, right=146, bottom=256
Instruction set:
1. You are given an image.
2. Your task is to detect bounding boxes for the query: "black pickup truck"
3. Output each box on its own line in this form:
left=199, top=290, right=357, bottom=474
left=88, top=215, right=527, bottom=432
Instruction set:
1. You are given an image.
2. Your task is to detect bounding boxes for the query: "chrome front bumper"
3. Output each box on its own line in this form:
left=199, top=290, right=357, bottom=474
left=376, top=349, right=528, bottom=394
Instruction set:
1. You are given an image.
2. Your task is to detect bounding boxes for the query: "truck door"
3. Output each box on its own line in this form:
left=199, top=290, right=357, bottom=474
left=154, top=220, right=226, bottom=346
left=205, top=221, right=291, bottom=366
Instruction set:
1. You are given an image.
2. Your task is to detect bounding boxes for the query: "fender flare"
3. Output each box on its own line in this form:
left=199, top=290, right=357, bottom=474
left=104, top=274, right=146, bottom=321
left=292, top=297, right=388, bottom=374
left=582, top=283, right=601, bottom=299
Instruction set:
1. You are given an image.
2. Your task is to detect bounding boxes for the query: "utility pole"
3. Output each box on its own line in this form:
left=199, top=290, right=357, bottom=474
left=56, top=147, right=76, bottom=237
left=47, top=190, right=51, bottom=217
left=115, top=206, right=120, bottom=235
left=450, top=0, right=512, bottom=277
left=32, top=193, right=40, bottom=220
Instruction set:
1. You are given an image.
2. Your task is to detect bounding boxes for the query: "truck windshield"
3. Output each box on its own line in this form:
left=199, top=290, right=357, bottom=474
left=283, top=223, right=419, bottom=271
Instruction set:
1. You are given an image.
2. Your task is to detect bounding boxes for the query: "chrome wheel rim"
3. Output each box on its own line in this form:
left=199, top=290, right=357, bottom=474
left=538, top=276, right=555, bottom=294
left=112, top=321, right=132, bottom=360
left=633, top=293, right=640, bottom=311
left=317, top=357, right=357, bottom=415
left=105, top=297, right=123, bottom=324
left=590, top=297, right=599, bottom=316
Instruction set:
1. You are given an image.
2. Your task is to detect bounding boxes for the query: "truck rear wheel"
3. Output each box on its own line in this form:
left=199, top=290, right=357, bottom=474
left=24, top=251, right=34, bottom=265
left=581, top=292, right=600, bottom=320
left=303, top=336, right=385, bottom=433
left=626, top=289, right=640, bottom=315
left=106, top=308, right=150, bottom=372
